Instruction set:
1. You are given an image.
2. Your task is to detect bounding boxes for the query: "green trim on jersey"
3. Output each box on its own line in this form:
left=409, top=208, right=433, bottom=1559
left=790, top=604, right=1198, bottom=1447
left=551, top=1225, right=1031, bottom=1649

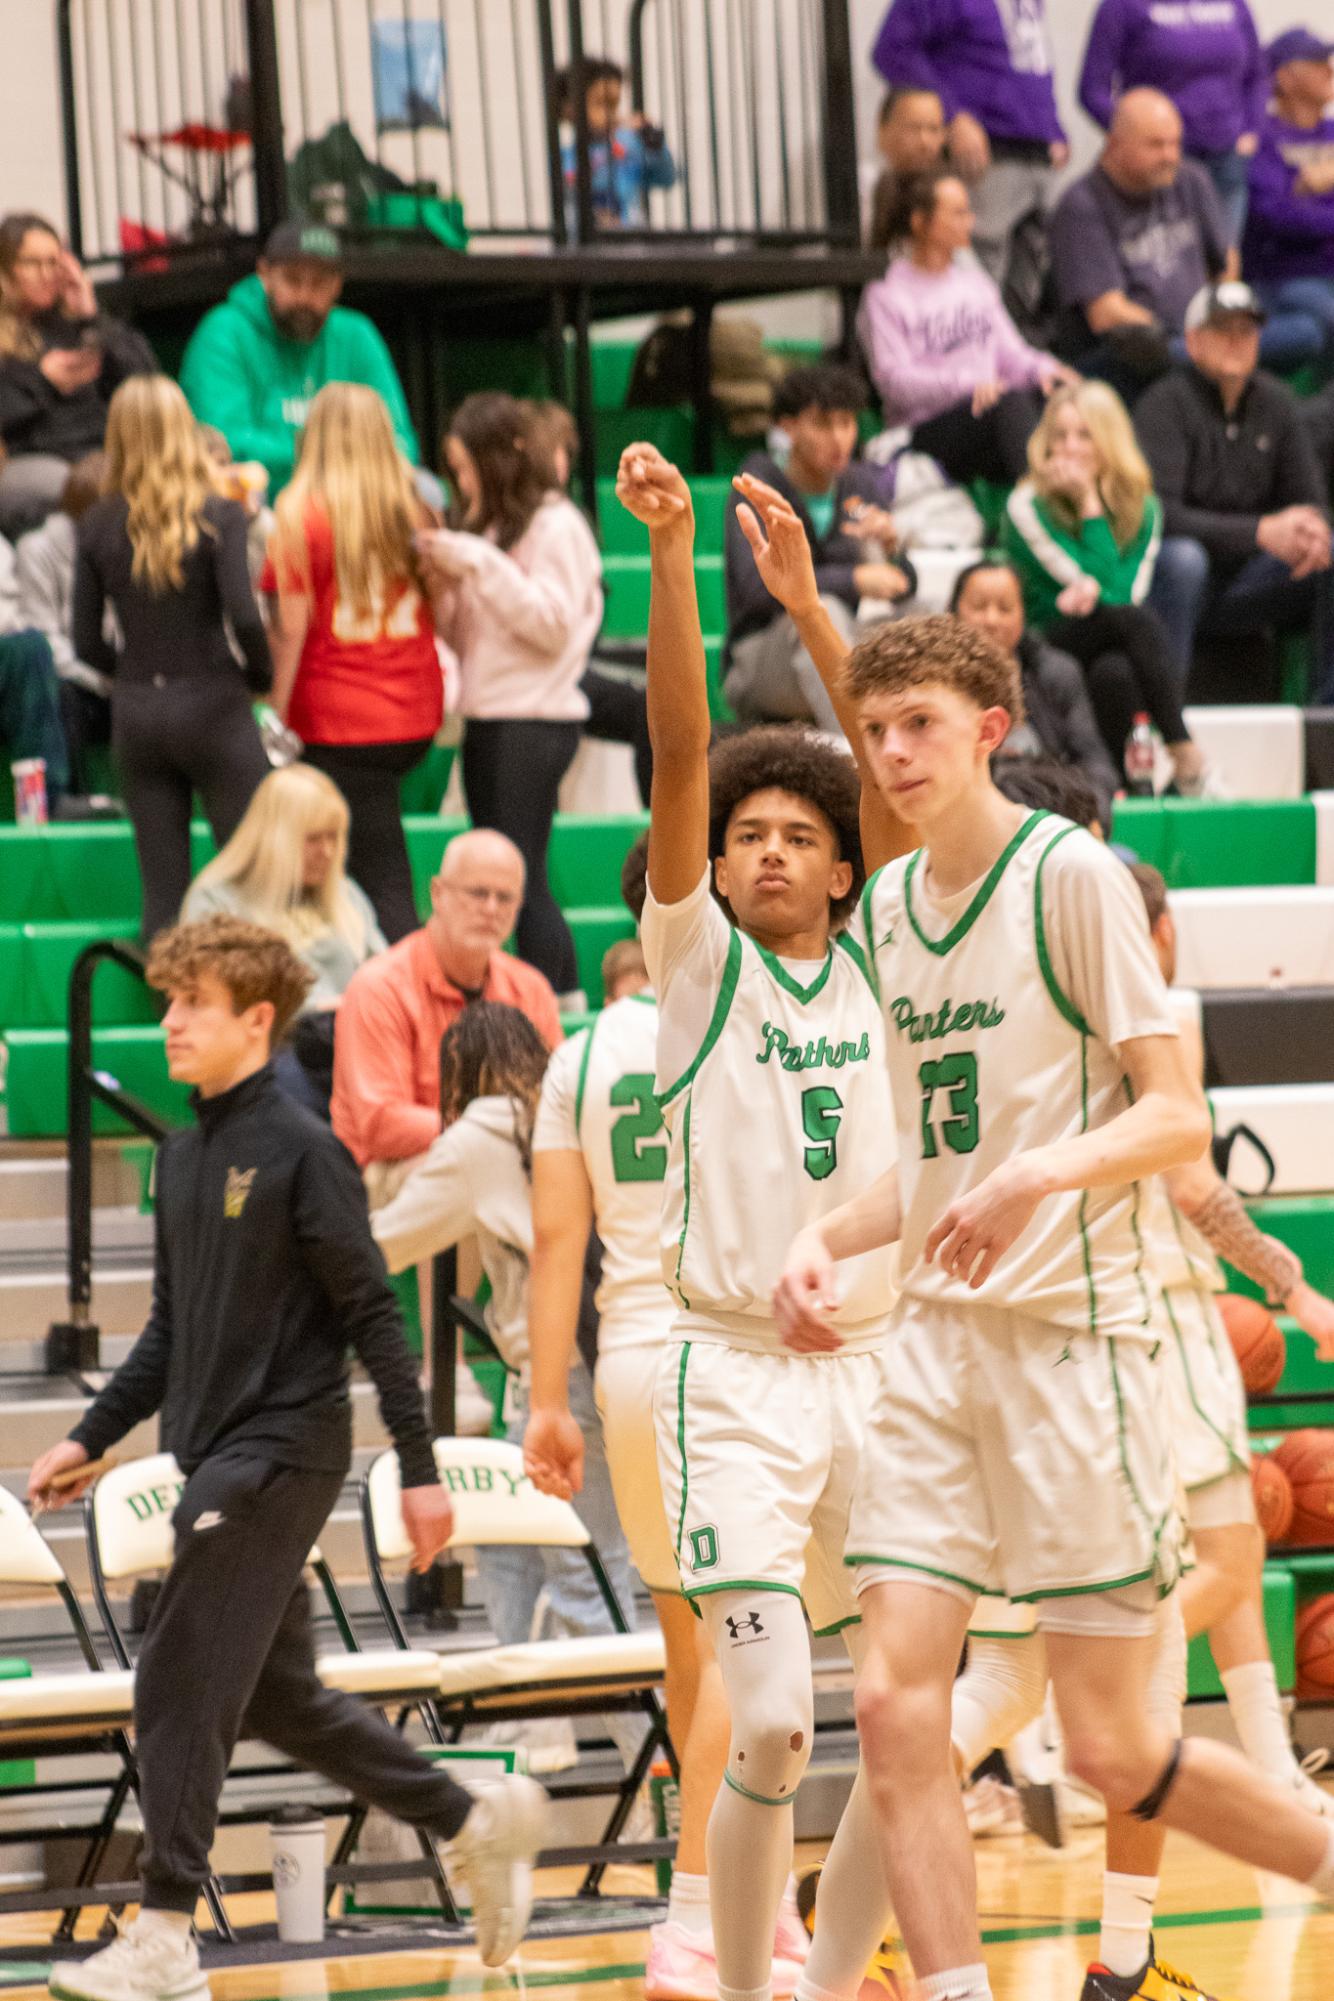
left=572, top=1021, right=597, bottom=1139
left=835, top=929, right=876, bottom=994
left=1075, top=1036, right=1099, bottom=1339
left=684, top=1577, right=805, bottom=1605
left=1009, top=1565, right=1157, bottom=1604
left=671, top=1095, right=694, bottom=1309
left=1163, top=1287, right=1248, bottom=1475
left=752, top=935, right=834, bottom=1004
left=812, top=1613, right=862, bottom=1638
left=724, top=1770, right=798, bottom=1808
left=904, top=811, right=1046, bottom=957
left=1033, top=824, right=1091, bottom=1033
left=844, top=1552, right=991, bottom=1597
left=658, top=927, right=743, bottom=1109
left=857, top=866, right=886, bottom=1000
left=672, top=1343, right=693, bottom=1564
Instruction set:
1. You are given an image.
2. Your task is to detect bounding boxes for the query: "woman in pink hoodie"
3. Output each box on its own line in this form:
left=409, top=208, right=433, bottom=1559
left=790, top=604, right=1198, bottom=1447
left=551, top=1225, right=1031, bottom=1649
left=858, top=168, right=1071, bottom=487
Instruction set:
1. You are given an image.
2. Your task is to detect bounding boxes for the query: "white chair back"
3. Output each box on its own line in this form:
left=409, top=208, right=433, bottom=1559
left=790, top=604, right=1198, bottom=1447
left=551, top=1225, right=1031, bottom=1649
left=366, top=1437, right=591, bottom=1567
left=0, top=1487, right=67, bottom=1589
left=90, top=1454, right=186, bottom=1581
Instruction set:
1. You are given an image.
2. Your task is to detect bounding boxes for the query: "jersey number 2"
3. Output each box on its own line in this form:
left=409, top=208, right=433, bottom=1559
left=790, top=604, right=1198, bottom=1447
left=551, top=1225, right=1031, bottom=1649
left=918, top=1053, right=980, bottom=1158
left=609, top=1074, right=667, bottom=1183
left=801, top=1086, right=844, bottom=1181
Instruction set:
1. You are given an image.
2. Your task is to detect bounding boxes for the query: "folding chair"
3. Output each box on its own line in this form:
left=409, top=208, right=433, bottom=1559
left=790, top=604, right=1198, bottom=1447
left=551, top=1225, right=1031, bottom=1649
left=84, top=1453, right=448, bottom=1931
left=362, top=1437, right=675, bottom=1893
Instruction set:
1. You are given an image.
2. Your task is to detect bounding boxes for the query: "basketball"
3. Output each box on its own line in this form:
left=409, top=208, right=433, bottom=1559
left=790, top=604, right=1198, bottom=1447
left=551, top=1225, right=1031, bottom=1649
left=1251, top=1456, right=1294, bottom=1544
left=1217, top=1294, right=1286, bottom=1394
left=1296, top=1596, right=1334, bottom=1700
left=1273, top=1430, right=1334, bottom=1544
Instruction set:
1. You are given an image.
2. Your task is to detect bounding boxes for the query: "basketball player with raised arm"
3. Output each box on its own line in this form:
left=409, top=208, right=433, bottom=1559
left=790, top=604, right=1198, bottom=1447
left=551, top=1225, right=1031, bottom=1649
left=522, top=848, right=808, bottom=1997
left=606, top=442, right=910, bottom=2001
left=737, top=488, right=1334, bottom=2001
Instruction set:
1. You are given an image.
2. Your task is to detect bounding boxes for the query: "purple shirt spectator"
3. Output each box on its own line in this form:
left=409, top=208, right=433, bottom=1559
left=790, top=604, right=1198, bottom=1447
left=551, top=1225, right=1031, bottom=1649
left=1049, top=156, right=1227, bottom=343
left=870, top=0, right=1065, bottom=147
left=1244, top=110, right=1334, bottom=285
left=1078, top=0, right=1265, bottom=158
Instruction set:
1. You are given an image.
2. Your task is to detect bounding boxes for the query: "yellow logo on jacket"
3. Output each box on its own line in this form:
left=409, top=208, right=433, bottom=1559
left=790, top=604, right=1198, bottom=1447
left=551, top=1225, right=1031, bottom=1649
left=224, top=1167, right=257, bottom=1220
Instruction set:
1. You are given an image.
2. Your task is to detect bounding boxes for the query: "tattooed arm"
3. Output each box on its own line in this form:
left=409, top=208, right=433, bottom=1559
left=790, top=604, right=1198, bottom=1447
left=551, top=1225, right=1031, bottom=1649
left=1167, top=1155, right=1334, bottom=1359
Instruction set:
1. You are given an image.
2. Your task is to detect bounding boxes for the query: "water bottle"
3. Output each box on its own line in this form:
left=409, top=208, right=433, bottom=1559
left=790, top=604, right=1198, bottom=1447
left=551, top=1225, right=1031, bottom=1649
left=253, top=702, right=303, bottom=768
left=1124, top=712, right=1155, bottom=798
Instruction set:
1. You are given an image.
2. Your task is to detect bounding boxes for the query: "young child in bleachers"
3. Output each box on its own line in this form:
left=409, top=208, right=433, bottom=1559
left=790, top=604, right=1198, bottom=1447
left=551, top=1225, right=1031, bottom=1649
left=557, top=55, right=677, bottom=232
left=200, top=422, right=274, bottom=585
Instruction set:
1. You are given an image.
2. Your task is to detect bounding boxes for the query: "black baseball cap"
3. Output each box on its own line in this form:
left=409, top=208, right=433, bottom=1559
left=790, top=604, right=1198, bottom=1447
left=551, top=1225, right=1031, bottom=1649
left=261, top=220, right=342, bottom=268
left=1184, top=280, right=1267, bottom=332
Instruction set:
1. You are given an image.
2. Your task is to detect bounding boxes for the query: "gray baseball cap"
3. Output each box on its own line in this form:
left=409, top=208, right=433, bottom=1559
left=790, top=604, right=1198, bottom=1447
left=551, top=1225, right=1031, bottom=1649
left=262, top=220, right=342, bottom=267
left=1184, top=280, right=1266, bottom=332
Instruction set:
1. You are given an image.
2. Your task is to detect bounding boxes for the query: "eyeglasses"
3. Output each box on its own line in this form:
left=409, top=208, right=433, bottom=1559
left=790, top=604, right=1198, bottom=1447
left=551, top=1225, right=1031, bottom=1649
left=443, top=882, right=521, bottom=914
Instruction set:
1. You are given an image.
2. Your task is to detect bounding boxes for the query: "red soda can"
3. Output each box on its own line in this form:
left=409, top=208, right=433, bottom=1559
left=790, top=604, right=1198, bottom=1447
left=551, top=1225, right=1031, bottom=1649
left=11, top=758, right=48, bottom=826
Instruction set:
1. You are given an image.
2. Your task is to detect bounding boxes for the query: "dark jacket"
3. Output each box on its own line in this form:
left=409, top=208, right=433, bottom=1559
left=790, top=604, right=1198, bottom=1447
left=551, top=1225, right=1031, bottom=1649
left=0, top=309, right=156, bottom=462
left=1134, top=363, right=1329, bottom=572
left=71, top=1066, right=436, bottom=1488
left=724, top=451, right=917, bottom=654
left=74, top=491, right=271, bottom=693
left=1014, top=631, right=1119, bottom=827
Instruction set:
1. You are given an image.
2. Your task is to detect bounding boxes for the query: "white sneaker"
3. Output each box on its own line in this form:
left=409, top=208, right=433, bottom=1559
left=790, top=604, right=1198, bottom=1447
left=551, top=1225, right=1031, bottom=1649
left=1294, top=1748, right=1333, bottom=1818
left=49, top=1917, right=208, bottom=2001
left=449, top=1773, right=549, bottom=1966
left=962, top=1774, right=1023, bottom=1836
left=469, top=1715, right=579, bottom=1775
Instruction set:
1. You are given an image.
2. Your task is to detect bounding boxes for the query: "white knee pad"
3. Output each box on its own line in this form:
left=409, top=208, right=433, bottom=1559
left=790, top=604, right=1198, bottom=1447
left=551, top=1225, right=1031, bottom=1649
left=951, top=1632, right=1049, bottom=1774
left=703, top=1591, right=814, bottom=1805
left=1146, top=1597, right=1188, bottom=1735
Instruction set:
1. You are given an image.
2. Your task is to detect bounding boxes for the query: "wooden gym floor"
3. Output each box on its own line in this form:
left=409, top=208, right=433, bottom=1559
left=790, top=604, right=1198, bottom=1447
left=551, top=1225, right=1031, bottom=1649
left=2, top=1830, right=1333, bottom=2001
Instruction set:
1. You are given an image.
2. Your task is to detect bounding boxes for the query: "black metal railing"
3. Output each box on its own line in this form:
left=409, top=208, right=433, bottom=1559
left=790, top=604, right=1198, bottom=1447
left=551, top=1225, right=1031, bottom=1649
left=57, top=0, right=861, bottom=273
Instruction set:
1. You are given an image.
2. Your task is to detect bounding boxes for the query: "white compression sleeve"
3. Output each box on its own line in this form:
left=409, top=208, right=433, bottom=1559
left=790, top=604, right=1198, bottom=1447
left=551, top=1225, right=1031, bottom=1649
left=950, top=1632, right=1049, bottom=1775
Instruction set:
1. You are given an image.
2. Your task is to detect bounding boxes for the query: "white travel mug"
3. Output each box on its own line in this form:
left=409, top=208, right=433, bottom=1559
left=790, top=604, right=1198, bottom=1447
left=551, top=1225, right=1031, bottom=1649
left=269, top=1806, right=326, bottom=1942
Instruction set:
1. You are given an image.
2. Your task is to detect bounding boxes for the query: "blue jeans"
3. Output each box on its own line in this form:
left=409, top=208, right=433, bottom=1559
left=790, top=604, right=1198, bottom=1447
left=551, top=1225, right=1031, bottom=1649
left=1254, top=276, right=1334, bottom=374
left=0, top=629, right=69, bottom=803
left=1197, top=145, right=1250, bottom=246
left=1147, top=536, right=1210, bottom=678
left=1149, top=536, right=1334, bottom=697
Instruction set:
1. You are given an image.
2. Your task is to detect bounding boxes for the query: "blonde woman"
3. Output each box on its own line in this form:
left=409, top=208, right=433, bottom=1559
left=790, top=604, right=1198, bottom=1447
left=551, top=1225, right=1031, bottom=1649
left=1003, top=380, right=1212, bottom=793
left=261, top=382, right=441, bottom=943
left=72, top=376, right=270, bottom=939
left=183, top=763, right=386, bottom=1111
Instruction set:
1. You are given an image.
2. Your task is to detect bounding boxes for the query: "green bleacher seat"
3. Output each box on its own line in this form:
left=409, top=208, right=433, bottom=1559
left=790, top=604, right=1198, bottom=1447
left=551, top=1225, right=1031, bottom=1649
left=548, top=815, right=648, bottom=906
left=570, top=907, right=636, bottom=1007
left=1235, top=1199, right=1334, bottom=1300
left=1271, top=1550, right=1334, bottom=1604
left=1188, top=1564, right=1295, bottom=1698
left=4, top=1026, right=188, bottom=1138
left=596, top=475, right=734, bottom=556
left=603, top=554, right=725, bottom=638
left=1111, top=799, right=1317, bottom=889
left=398, top=741, right=457, bottom=816
left=2, top=921, right=151, bottom=1029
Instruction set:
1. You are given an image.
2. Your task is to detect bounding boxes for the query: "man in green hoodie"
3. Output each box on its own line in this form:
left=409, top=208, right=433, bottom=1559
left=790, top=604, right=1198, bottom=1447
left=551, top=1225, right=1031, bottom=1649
left=179, top=221, right=420, bottom=493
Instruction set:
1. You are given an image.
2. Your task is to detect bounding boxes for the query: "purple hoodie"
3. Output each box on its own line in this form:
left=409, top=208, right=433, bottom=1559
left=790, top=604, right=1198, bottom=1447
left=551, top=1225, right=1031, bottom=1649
left=1078, top=0, right=1265, bottom=157
left=871, top=0, right=1065, bottom=147
left=1242, top=112, right=1334, bottom=284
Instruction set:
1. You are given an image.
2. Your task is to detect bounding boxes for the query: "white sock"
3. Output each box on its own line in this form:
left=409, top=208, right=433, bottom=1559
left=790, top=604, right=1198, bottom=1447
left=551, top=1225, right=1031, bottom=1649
left=1307, top=1821, right=1334, bottom=1900
left=1220, top=1661, right=1299, bottom=1781
left=668, top=1869, right=713, bottom=1938
left=918, top=1967, right=992, bottom=2000
left=779, top=1871, right=799, bottom=1909
left=134, top=1910, right=192, bottom=1944
left=1098, top=1872, right=1157, bottom=1978
left=798, top=1769, right=894, bottom=2001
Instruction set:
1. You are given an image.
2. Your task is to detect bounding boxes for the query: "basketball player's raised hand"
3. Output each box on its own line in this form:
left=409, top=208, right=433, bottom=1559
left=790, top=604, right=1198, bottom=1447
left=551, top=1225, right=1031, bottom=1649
left=615, top=442, right=694, bottom=537
left=1286, top=1281, right=1334, bottom=1363
left=732, top=473, right=820, bottom=619
left=523, top=1406, right=586, bottom=1502
left=924, top=1155, right=1048, bottom=1289
left=774, top=1225, right=845, bottom=1353
left=401, top=1482, right=455, bottom=1572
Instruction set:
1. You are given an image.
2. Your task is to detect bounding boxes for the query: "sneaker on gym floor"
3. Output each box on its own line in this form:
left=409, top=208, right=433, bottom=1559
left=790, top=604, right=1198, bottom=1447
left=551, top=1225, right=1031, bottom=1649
left=773, top=1882, right=811, bottom=1966
left=1079, top=1938, right=1230, bottom=2000
left=645, top=1921, right=804, bottom=2001
left=1294, top=1747, right=1333, bottom=1817
left=49, top=1916, right=209, bottom=2001
left=962, top=1773, right=1023, bottom=1836
left=449, top=1773, right=549, bottom=1966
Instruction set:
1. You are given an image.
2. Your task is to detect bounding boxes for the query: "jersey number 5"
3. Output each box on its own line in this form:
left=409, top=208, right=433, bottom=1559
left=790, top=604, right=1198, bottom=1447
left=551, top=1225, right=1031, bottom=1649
left=918, top=1053, right=980, bottom=1158
left=801, top=1085, right=844, bottom=1182
left=609, top=1074, right=667, bottom=1183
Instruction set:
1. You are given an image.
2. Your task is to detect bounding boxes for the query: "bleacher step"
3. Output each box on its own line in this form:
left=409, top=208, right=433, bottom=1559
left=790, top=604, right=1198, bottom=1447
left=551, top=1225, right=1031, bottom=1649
left=0, top=1149, right=142, bottom=1220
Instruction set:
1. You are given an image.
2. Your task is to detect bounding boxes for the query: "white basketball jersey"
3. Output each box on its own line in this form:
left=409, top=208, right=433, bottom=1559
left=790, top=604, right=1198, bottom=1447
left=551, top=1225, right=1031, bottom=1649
left=567, top=994, right=674, bottom=1351
left=855, top=812, right=1165, bottom=1340
left=1139, top=988, right=1223, bottom=1298
left=656, top=929, right=896, bottom=1350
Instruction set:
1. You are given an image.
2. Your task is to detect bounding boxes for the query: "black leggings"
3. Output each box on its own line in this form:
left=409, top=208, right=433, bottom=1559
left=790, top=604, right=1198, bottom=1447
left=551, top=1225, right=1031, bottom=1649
left=1046, top=604, right=1191, bottom=773
left=302, top=737, right=432, bottom=945
left=462, top=716, right=582, bottom=993
left=581, top=658, right=652, bottom=805
left=112, top=677, right=269, bottom=943
left=910, top=386, right=1045, bottom=487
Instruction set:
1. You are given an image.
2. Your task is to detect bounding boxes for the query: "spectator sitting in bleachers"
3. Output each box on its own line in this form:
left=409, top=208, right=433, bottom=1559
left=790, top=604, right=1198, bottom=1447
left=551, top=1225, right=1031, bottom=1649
left=870, top=0, right=1067, bottom=328
left=262, top=381, right=442, bottom=946
left=950, top=557, right=1119, bottom=827
left=557, top=55, right=677, bottom=233
left=0, top=570, right=69, bottom=814
left=0, top=213, right=155, bottom=539
left=13, top=449, right=109, bottom=795
left=419, top=391, right=603, bottom=1004
left=859, top=170, right=1069, bottom=490
left=866, top=85, right=947, bottom=253
left=371, top=1000, right=639, bottom=1775
left=1243, top=30, right=1334, bottom=375
left=723, top=364, right=916, bottom=734
left=1049, top=89, right=1246, bottom=401
left=331, top=828, right=560, bottom=1206
left=179, top=221, right=421, bottom=497
left=1134, top=280, right=1334, bottom=704
left=183, top=763, right=385, bottom=1117
left=200, top=423, right=275, bottom=585
left=1078, top=0, right=1265, bottom=246
left=73, top=376, right=270, bottom=940
left=1004, top=378, right=1214, bottom=792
